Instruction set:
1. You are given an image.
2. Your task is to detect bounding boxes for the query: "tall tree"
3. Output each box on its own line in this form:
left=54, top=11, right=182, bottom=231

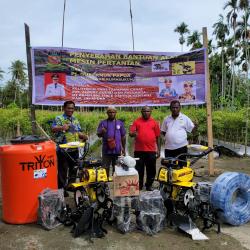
left=0, top=67, right=4, bottom=82
left=2, top=80, right=16, bottom=107
left=223, top=38, right=235, bottom=100
left=174, top=22, right=189, bottom=52
left=213, top=14, right=230, bottom=101
left=238, top=0, right=250, bottom=154
left=236, top=12, right=250, bottom=67
left=187, top=30, right=202, bottom=50
left=207, top=39, right=215, bottom=56
left=0, top=68, right=4, bottom=106
left=239, top=0, right=249, bottom=11
left=224, top=0, right=239, bottom=105
left=8, top=60, right=27, bottom=106
left=237, top=0, right=250, bottom=70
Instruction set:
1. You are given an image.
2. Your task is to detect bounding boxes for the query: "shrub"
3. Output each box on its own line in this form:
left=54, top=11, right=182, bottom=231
left=0, top=107, right=248, bottom=145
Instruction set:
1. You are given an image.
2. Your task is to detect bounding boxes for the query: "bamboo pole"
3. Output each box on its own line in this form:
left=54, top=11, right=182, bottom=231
left=61, top=0, right=66, bottom=48
left=128, top=0, right=135, bottom=51
left=202, top=27, right=214, bottom=176
left=25, top=23, right=37, bottom=135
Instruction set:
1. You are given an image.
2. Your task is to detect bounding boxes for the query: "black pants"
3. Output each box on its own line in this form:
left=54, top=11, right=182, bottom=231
left=102, top=154, right=119, bottom=177
left=164, top=146, right=188, bottom=166
left=57, top=149, right=79, bottom=189
left=134, top=151, right=156, bottom=190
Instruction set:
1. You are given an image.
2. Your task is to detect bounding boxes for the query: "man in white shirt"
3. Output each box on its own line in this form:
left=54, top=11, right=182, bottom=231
left=161, top=100, right=196, bottom=164
left=45, top=74, right=66, bottom=98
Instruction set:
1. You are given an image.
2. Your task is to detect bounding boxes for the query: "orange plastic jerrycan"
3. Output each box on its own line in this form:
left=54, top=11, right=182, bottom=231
left=0, top=135, right=58, bottom=224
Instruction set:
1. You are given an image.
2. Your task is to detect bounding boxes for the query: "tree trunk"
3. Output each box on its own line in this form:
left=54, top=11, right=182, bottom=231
left=231, top=25, right=237, bottom=105
left=221, top=48, right=224, bottom=109
left=244, top=12, right=250, bottom=155
left=14, top=81, right=17, bottom=104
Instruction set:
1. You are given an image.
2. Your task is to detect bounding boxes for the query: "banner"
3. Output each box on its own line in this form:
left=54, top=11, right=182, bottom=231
left=31, top=47, right=207, bottom=106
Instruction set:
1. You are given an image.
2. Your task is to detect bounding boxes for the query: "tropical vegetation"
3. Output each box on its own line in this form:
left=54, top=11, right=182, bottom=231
left=174, top=0, right=249, bottom=109
left=0, top=0, right=249, bottom=147
left=0, top=106, right=248, bottom=146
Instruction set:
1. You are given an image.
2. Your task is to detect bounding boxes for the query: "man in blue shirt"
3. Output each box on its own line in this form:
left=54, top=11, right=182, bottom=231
left=52, top=100, right=88, bottom=196
left=97, top=106, right=126, bottom=176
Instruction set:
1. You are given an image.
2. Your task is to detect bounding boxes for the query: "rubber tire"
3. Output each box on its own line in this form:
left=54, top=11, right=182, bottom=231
left=210, top=172, right=250, bottom=226
left=74, top=187, right=88, bottom=207
left=96, top=183, right=110, bottom=205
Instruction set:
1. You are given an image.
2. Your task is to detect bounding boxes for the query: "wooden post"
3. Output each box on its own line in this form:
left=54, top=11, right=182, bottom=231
left=25, top=23, right=37, bottom=135
left=202, top=27, right=214, bottom=175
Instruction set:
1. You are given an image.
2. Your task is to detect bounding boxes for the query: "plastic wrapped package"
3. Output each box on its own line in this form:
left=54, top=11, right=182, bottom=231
left=113, top=196, right=139, bottom=233
left=138, top=190, right=165, bottom=213
left=37, top=188, right=65, bottom=230
left=137, top=211, right=166, bottom=235
left=137, top=190, right=166, bottom=235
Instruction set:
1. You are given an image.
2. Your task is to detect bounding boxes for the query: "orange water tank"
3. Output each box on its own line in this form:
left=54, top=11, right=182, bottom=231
left=0, top=136, right=58, bottom=224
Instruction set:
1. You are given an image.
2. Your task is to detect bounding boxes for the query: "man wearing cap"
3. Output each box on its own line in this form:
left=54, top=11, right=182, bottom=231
left=45, top=73, right=66, bottom=98
left=97, top=106, right=126, bottom=176
left=129, top=106, right=161, bottom=191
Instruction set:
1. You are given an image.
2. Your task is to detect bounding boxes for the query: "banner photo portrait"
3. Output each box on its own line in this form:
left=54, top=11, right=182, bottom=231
left=31, top=47, right=207, bottom=106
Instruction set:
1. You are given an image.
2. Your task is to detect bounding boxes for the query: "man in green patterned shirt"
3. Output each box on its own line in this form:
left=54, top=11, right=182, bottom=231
left=52, top=100, right=88, bottom=196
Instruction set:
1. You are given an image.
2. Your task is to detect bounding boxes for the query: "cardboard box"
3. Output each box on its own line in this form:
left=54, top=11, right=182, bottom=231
left=113, top=167, right=139, bottom=197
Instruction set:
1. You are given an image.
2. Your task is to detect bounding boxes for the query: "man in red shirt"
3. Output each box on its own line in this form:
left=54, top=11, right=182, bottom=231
left=129, top=106, right=161, bottom=191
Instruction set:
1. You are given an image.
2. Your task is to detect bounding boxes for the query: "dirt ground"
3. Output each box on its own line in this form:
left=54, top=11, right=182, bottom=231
left=0, top=156, right=250, bottom=250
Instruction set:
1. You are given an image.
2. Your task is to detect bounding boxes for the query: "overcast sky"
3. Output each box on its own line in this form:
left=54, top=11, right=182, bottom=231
left=0, top=0, right=226, bottom=83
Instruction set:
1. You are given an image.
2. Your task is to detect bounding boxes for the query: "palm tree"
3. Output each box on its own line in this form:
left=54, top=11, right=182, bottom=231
left=8, top=60, right=27, bottom=106
left=224, top=0, right=239, bottom=105
left=0, top=68, right=5, bottom=107
left=224, top=0, right=239, bottom=28
left=213, top=14, right=230, bottom=41
left=239, top=0, right=249, bottom=11
left=223, top=38, right=234, bottom=99
left=236, top=12, right=250, bottom=67
left=236, top=12, right=249, bottom=41
left=174, top=22, right=189, bottom=52
left=187, top=30, right=202, bottom=50
left=238, top=0, right=250, bottom=155
left=0, top=67, right=4, bottom=81
left=237, top=1, right=250, bottom=71
left=207, top=39, right=215, bottom=56
left=213, top=14, right=230, bottom=100
left=2, top=80, right=16, bottom=107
